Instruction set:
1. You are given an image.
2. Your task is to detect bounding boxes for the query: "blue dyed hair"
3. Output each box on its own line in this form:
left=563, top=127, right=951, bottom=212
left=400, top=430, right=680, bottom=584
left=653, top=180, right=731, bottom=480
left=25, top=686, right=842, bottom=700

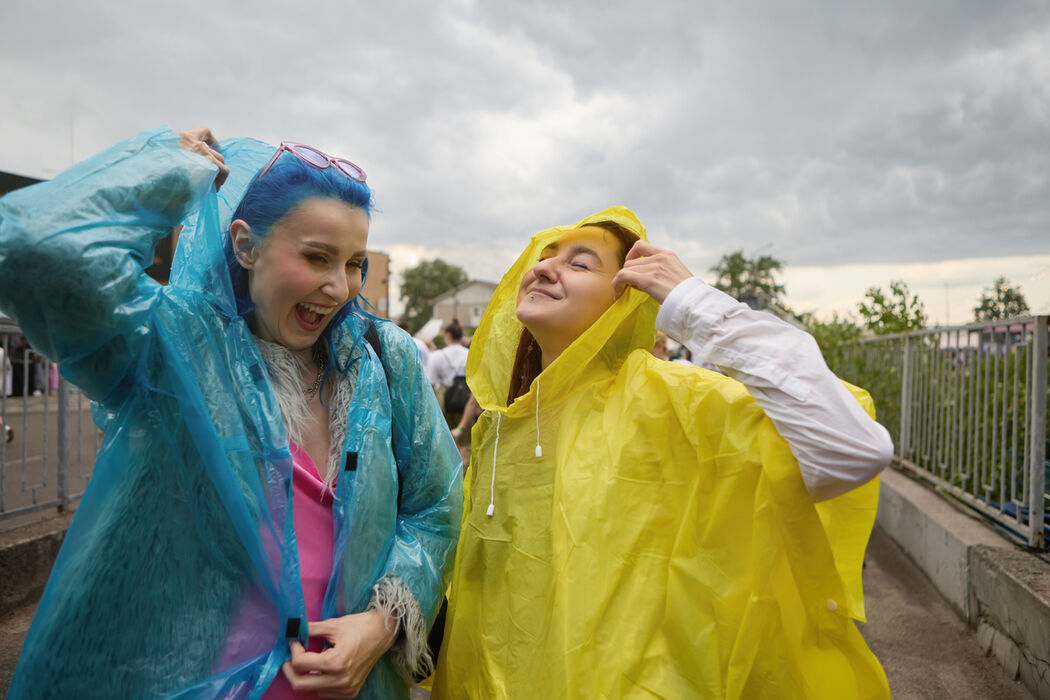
left=225, top=149, right=375, bottom=342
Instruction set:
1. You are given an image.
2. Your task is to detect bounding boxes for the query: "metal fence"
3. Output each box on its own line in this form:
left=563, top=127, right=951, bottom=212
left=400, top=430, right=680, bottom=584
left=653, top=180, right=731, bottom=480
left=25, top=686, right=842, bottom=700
left=832, top=316, right=1049, bottom=549
left=0, top=321, right=99, bottom=524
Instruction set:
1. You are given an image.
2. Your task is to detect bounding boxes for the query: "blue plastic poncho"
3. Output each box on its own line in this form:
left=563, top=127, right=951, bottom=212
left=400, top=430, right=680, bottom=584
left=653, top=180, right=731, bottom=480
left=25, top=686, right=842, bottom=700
left=0, top=127, right=462, bottom=699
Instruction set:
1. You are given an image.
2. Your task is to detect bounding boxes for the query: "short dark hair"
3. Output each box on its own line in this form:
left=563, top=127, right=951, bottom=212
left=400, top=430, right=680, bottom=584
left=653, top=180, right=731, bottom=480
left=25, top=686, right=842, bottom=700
left=444, top=319, right=464, bottom=342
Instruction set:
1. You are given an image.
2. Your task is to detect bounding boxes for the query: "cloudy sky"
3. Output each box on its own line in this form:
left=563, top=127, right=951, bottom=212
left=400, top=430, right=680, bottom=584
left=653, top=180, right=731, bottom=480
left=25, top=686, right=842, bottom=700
left=2, top=0, right=1047, bottom=323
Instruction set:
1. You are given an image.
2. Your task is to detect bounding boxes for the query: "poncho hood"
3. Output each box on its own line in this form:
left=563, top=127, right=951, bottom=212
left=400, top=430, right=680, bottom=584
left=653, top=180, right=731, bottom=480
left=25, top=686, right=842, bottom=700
left=467, top=205, right=659, bottom=415
left=169, top=135, right=276, bottom=302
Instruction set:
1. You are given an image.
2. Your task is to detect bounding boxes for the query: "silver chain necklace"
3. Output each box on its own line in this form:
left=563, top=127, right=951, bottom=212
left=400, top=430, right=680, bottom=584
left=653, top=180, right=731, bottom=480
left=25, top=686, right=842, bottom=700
left=303, top=348, right=327, bottom=400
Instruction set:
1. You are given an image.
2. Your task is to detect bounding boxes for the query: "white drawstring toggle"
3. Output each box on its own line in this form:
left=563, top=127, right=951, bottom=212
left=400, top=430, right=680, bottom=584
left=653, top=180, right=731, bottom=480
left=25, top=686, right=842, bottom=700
left=534, top=379, right=543, bottom=457
left=487, top=413, right=501, bottom=517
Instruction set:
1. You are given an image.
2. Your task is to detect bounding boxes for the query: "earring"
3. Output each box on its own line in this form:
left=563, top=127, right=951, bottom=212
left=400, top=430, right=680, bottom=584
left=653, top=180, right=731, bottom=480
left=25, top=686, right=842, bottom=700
left=235, top=240, right=258, bottom=266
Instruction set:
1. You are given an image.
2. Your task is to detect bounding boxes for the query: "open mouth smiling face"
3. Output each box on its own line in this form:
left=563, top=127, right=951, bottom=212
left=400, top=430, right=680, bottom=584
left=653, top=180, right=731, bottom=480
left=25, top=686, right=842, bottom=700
left=236, top=197, right=370, bottom=354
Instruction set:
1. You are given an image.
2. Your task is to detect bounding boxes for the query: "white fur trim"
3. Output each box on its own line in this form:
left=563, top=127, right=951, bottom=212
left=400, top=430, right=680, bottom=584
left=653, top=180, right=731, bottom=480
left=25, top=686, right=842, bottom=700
left=324, top=365, right=356, bottom=489
left=254, top=339, right=313, bottom=449
left=368, top=574, right=433, bottom=681
left=254, top=338, right=355, bottom=489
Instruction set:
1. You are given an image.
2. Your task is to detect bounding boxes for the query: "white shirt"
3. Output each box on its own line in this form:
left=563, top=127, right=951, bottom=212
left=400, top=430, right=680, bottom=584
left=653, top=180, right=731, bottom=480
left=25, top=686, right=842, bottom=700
left=412, top=337, right=431, bottom=374
left=656, top=278, right=893, bottom=502
left=426, top=342, right=469, bottom=389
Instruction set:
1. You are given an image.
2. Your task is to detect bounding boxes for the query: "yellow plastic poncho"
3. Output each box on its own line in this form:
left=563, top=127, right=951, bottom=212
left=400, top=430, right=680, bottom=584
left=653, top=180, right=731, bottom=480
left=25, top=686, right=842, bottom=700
left=432, top=207, right=888, bottom=699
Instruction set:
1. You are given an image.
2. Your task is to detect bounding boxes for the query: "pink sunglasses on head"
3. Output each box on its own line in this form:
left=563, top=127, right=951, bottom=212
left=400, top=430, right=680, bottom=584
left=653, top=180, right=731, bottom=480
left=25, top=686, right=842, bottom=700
left=258, top=142, right=367, bottom=182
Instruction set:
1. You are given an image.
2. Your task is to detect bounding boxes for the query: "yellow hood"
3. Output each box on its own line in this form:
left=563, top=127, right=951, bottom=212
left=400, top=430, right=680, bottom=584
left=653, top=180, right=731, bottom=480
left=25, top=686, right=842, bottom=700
left=466, top=205, right=659, bottom=415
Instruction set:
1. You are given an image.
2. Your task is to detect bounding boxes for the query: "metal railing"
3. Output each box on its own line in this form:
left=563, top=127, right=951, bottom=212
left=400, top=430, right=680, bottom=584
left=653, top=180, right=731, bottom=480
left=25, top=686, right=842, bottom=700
left=0, top=322, right=99, bottom=523
left=832, top=316, right=1049, bottom=549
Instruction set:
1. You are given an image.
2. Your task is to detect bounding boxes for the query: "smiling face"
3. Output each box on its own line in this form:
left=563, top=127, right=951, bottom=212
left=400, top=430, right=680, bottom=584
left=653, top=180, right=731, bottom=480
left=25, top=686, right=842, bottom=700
left=233, top=197, right=369, bottom=356
left=515, top=226, right=626, bottom=365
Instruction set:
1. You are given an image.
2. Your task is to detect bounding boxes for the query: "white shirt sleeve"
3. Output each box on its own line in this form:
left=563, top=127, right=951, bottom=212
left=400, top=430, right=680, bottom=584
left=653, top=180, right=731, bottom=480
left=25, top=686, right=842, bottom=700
left=425, top=348, right=447, bottom=389
left=655, top=277, right=894, bottom=501
left=412, top=338, right=430, bottom=374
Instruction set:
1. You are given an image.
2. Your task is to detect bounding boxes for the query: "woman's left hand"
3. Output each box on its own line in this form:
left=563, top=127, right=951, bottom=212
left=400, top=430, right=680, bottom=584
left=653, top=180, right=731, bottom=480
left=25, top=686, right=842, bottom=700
left=281, top=608, right=398, bottom=698
left=612, top=240, right=694, bottom=303
left=177, top=126, right=230, bottom=189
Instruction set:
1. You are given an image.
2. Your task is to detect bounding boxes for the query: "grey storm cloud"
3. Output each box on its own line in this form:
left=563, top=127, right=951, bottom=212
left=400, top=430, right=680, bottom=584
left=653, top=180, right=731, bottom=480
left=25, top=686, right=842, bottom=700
left=1, top=0, right=1047, bottom=285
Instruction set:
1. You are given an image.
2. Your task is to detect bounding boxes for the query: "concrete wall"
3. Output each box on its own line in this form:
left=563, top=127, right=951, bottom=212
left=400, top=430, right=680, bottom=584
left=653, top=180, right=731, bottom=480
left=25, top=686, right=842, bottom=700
left=0, top=513, right=71, bottom=615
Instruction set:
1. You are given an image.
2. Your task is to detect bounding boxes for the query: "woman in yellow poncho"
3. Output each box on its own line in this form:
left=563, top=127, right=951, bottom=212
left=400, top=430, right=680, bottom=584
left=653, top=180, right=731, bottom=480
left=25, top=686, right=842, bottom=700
left=432, top=207, right=894, bottom=699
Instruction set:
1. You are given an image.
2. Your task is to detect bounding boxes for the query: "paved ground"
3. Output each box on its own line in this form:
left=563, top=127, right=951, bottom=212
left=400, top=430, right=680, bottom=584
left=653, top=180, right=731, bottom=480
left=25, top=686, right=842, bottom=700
left=0, top=391, right=97, bottom=524
left=1, top=525, right=1035, bottom=697
left=0, top=599, right=33, bottom=695
left=859, top=526, right=1032, bottom=699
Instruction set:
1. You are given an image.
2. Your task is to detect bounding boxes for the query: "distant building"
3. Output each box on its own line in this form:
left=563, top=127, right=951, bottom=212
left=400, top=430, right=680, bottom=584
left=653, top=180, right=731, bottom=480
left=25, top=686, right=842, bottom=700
left=430, top=280, right=498, bottom=329
left=361, top=251, right=391, bottom=318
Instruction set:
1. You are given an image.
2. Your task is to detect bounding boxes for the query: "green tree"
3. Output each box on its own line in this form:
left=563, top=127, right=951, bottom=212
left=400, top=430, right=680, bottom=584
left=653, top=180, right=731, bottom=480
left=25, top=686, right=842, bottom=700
left=857, top=280, right=927, bottom=335
left=398, top=259, right=467, bottom=334
left=973, top=276, right=1029, bottom=321
left=804, top=313, right=863, bottom=371
left=710, top=250, right=786, bottom=306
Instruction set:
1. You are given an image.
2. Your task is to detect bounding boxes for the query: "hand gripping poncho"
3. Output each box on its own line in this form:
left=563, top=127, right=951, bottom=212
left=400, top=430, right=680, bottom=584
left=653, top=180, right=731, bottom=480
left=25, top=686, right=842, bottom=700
left=432, top=207, right=889, bottom=699
left=0, top=128, right=462, bottom=699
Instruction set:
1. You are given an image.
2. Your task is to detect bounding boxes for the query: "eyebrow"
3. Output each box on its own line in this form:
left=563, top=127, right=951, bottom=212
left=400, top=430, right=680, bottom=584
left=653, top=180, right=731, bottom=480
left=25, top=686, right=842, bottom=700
left=540, top=243, right=604, bottom=264
left=302, top=241, right=367, bottom=258
left=302, top=240, right=339, bottom=254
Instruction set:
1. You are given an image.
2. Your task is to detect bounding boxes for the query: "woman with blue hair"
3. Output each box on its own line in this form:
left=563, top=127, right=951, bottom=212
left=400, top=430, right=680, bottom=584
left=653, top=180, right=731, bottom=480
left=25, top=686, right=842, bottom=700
left=0, top=127, right=462, bottom=699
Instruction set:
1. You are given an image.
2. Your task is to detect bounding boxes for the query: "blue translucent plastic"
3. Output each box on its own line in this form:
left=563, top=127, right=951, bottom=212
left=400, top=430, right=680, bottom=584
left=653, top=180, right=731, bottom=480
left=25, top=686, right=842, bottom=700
left=0, top=128, right=461, bottom=699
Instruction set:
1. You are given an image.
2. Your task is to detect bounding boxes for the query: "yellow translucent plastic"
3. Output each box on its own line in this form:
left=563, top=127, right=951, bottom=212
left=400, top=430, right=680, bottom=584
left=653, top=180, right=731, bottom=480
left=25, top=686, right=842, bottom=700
left=433, top=206, right=888, bottom=699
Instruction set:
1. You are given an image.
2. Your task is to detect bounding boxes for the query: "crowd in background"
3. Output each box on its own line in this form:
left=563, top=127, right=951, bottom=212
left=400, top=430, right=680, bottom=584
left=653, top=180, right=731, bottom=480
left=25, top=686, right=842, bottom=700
left=1, top=335, right=56, bottom=398
left=0, top=334, right=58, bottom=444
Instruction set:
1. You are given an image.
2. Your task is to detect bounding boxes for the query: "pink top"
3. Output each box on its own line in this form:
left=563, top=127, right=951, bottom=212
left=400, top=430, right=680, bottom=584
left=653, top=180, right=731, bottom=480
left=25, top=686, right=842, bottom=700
left=262, top=443, right=335, bottom=700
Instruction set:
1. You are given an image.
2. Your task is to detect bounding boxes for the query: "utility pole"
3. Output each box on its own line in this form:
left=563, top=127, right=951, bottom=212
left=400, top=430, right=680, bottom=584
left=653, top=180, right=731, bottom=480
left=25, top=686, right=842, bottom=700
left=944, top=283, right=950, bottom=325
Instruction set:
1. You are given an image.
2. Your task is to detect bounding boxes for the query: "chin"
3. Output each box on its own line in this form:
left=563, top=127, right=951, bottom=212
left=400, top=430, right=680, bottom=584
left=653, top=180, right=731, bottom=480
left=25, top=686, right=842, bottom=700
left=516, top=299, right=549, bottom=325
left=276, top=331, right=319, bottom=352
left=516, top=312, right=545, bottom=334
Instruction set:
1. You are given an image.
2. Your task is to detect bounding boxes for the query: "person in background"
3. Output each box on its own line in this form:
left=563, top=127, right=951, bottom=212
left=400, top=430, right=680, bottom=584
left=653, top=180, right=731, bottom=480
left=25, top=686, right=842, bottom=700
left=9, top=336, right=34, bottom=397
left=652, top=329, right=671, bottom=360
left=32, top=348, right=47, bottom=396
left=1, top=127, right=461, bottom=699
left=433, top=206, right=893, bottom=699
left=426, top=319, right=471, bottom=428
left=397, top=319, right=430, bottom=374
left=673, top=346, right=696, bottom=366
left=0, top=343, right=10, bottom=442
left=449, top=393, right=483, bottom=471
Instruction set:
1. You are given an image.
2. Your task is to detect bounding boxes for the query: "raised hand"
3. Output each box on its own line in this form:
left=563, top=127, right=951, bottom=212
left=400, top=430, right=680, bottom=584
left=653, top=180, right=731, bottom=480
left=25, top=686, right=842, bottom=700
left=177, top=126, right=230, bottom=189
left=612, top=240, right=694, bottom=303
